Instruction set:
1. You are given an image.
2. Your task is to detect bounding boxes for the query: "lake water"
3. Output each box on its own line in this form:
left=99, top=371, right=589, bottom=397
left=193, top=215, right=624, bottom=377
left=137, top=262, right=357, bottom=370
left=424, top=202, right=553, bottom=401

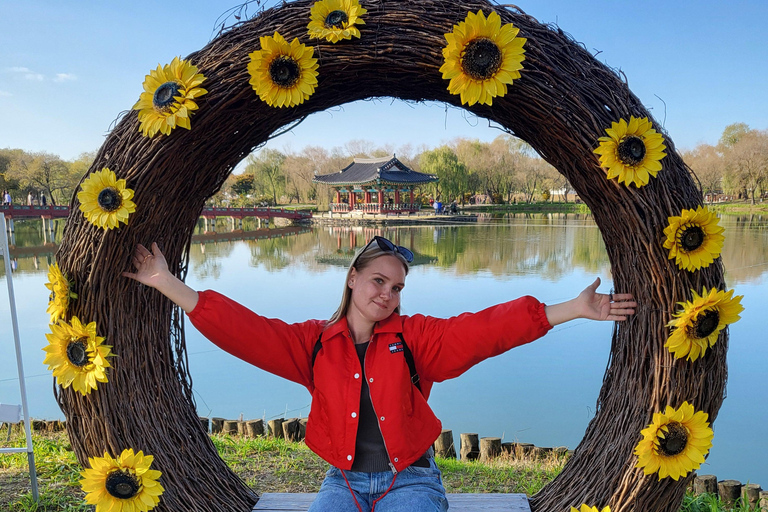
left=2, top=214, right=767, bottom=487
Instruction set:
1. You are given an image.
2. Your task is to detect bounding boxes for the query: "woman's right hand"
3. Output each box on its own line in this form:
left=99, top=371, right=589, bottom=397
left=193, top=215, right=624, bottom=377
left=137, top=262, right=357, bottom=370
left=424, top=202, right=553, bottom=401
left=122, top=242, right=200, bottom=313
left=122, top=242, right=171, bottom=289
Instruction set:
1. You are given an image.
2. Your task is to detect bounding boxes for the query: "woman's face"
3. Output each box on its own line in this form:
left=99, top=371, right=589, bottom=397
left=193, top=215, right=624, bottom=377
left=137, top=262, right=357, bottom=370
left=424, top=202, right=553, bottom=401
left=347, top=254, right=407, bottom=326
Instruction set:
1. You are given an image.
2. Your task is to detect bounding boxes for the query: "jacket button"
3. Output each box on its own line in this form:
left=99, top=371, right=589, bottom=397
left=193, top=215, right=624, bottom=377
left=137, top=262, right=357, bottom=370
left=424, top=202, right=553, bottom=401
left=394, top=457, right=399, bottom=462
left=351, top=412, right=357, bottom=418
left=354, top=373, right=360, bottom=379
left=369, top=378, right=374, bottom=383
left=347, top=455, right=352, bottom=461
left=380, top=416, right=385, bottom=421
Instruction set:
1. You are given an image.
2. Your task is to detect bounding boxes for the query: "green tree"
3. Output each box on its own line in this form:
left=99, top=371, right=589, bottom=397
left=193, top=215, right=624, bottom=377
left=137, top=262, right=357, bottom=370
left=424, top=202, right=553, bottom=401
left=246, top=149, right=286, bottom=205
left=419, top=146, right=468, bottom=203
left=231, top=173, right=254, bottom=197
left=723, top=130, right=768, bottom=204
left=718, top=123, right=750, bottom=149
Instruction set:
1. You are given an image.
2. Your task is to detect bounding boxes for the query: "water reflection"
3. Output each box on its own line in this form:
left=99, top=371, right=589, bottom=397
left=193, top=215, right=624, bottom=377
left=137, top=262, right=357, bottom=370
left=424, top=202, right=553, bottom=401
left=3, top=214, right=768, bottom=284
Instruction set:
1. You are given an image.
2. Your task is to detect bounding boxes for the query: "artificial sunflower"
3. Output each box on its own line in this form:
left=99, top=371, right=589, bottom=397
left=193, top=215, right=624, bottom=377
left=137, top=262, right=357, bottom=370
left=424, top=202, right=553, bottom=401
left=666, top=287, right=744, bottom=361
left=440, top=10, right=526, bottom=106
left=132, top=56, right=207, bottom=138
left=81, top=448, right=164, bottom=512
left=43, top=316, right=113, bottom=396
left=593, top=116, right=667, bottom=187
left=663, top=206, right=725, bottom=272
left=45, top=262, right=77, bottom=323
left=248, top=31, right=319, bottom=108
left=307, top=0, right=367, bottom=43
left=634, top=401, right=714, bottom=481
left=77, top=168, right=136, bottom=230
left=571, top=506, right=610, bottom=512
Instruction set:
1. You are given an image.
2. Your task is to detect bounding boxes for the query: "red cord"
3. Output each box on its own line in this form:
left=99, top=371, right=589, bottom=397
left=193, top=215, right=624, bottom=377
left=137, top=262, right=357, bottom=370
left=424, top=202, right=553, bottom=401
left=341, top=469, right=365, bottom=512
left=371, top=472, right=398, bottom=512
left=340, top=469, right=399, bottom=512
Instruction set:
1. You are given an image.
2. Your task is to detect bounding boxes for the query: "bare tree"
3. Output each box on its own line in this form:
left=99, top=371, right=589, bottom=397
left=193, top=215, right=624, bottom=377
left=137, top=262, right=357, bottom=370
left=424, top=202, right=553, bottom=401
left=724, top=130, right=768, bottom=204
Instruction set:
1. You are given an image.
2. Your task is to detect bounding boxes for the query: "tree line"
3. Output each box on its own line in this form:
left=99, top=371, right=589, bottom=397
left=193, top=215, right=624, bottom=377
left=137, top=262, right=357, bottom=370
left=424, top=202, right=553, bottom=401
left=211, top=135, right=571, bottom=208
left=3, top=122, right=766, bottom=209
left=0, top=149, right=94, bottom=206
left=682, top=123, right=768, bottom=204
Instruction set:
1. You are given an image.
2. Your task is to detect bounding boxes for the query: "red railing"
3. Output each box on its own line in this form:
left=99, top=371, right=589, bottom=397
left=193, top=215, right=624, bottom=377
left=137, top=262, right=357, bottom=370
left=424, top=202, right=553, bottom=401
left=330, top=203, right=421, bottom=214
left=0, top=205, right=312, bottom=221
left=0, top=205, right=69, bottom=219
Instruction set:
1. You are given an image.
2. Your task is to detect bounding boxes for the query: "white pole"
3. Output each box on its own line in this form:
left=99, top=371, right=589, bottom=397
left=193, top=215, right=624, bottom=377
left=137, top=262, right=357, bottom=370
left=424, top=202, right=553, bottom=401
left=0, top=213, right=39, bottom=501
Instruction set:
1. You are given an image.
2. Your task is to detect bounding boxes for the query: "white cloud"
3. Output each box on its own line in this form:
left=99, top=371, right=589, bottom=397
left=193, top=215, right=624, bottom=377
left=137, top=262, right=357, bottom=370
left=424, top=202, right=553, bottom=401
left=5, top=66, right=45, bottom=81
left=54, top=73, right=77, bottom=82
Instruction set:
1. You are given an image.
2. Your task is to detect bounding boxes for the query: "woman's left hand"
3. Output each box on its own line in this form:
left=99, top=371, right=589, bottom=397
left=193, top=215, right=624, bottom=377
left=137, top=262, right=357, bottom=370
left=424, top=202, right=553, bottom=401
left=578, top=277, right=636, bottom=321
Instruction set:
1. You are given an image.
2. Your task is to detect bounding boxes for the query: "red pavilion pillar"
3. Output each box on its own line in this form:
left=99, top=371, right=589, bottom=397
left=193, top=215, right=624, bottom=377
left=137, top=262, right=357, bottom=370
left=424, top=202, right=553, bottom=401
left=378, top=187, right=384, bottom=212
left=394, top=189, right=400, bottom=207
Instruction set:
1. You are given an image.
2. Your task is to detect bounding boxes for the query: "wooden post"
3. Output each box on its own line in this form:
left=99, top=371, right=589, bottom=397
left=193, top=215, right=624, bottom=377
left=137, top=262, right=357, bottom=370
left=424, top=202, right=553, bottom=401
left=553, top=446, right=568, bottom=458
left=211, top=417, right=225, bottom=434
left=199, top=417, right=210, bottom=433
left=693, top=475, right=718, bottom=495
left=742, top=484, right=762, bottom=508
left=298, top=419, right=308, bottom=441
left=32, top=420, right=45, bottom=431
left=223, top=420, right=239, bottom=436
left=434, top=429, right=456, bottom=459
left=516, top=443, right=535, bottom=457
left=459, top=433, right=479, bottom=461
left=282, top=418, right=300, bottom=442
left=246, top=420, right=264, bottom=437
left=268, top=419, right=284, bottom=439
left=479, top=437, right=501, bottom=462
left=718, top=480, right=742, bottom=507
left=501, top=442, right=514, bottom=455
left=758, top=491, right=768, bottom=512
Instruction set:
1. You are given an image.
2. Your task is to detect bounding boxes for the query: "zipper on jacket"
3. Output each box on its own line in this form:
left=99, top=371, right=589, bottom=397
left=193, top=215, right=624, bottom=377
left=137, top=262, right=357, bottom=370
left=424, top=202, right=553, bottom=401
left=363, top=340, right=398, bottom=475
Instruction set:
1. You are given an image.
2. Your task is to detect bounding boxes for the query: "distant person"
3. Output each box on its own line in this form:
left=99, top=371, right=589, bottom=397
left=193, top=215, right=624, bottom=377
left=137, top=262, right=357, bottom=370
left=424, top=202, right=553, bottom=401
left=2, top=190, right=11, bottom=206
left=41, top=193, right=47, bottom=206
left=27, top=192, right=34, bottom=206
left=450, top=201, right=457, bottom=214
left=124, top=237, right=636, bottom=511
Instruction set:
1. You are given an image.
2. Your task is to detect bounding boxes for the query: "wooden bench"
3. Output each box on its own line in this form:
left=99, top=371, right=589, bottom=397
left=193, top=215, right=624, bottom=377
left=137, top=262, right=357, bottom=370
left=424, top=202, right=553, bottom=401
left=253, top=493, right=531, bottom=511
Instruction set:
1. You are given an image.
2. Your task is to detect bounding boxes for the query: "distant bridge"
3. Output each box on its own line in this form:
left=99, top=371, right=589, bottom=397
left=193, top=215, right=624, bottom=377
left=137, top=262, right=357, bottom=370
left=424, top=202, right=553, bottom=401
left=1, top=205, right=312, bottom=222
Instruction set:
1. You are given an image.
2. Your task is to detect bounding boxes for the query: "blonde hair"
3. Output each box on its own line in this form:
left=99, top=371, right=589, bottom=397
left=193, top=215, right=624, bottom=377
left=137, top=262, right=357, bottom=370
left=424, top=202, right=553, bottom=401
left=327, top=243, right=410, bottom=326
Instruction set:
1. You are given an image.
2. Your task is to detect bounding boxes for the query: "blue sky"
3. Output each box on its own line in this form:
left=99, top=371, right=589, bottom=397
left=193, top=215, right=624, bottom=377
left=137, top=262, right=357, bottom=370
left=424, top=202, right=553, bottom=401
left=1, top=0, right=766, bottom=162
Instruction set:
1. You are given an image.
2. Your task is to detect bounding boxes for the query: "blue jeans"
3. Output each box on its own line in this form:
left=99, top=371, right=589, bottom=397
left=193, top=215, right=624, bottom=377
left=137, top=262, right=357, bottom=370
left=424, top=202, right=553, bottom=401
left=308, top=458, right=448, bottom=512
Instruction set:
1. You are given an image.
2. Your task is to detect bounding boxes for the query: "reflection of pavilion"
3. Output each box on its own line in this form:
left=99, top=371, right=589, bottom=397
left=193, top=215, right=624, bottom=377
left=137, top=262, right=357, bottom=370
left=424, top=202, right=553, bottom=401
left=316, top=227, right=436, bottom=267
left=313, top=156, right=438, bottom=214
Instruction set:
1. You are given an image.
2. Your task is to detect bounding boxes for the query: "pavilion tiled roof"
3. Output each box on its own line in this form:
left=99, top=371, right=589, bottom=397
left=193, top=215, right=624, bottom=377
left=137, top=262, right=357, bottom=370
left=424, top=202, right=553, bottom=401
left=312, top=156, right=438, bottom=187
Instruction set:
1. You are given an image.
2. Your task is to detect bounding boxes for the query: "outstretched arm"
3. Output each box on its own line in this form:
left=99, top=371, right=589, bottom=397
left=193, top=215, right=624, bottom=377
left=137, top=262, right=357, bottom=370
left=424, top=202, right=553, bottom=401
left=122, top=242, right=199, bottom=313
left=544, top=277, right=636, bottom=327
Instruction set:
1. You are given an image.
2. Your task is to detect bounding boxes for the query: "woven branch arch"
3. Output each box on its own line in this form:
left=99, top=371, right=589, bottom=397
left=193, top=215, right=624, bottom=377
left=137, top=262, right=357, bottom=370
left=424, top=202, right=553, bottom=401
left=56, top=1, right=727, bottom=510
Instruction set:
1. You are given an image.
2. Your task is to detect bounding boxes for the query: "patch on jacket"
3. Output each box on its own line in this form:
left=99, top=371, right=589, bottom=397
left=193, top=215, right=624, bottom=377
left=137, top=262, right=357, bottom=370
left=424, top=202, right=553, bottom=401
left=388, top=341, right=403, bottom=354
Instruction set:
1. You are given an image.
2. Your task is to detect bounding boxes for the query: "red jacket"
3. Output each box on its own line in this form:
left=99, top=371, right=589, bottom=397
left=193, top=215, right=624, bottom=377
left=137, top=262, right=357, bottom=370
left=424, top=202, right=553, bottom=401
left=188, top=290, right=552, bottom=473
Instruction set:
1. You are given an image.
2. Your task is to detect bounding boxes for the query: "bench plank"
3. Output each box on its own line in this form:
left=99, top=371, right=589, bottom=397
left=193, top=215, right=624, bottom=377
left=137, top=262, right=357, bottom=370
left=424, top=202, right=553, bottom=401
left=253, top=493, right=530, bottom=511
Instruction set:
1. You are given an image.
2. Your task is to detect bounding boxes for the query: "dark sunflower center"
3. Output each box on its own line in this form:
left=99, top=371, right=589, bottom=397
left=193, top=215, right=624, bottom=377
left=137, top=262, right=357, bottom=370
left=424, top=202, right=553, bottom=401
left=617, top=135, right=647, bottom=166
left=97, top=187, right=122, bottom=212
left=66, top=338, right=89, bottom=367
left=679, top=225, right=705, bottom=252
left=461, top=38, right=503, bottom=80
left=325, top=10, right=348, bottom=28
left=105, top=469, right=141, bottom=500
left=269, top=56, right=301, bottom=87
left=686, top=309, right=720, bottom=339
left=153, top=81, right=181, bottom=111
left=658, top=422, right=688, bottom=456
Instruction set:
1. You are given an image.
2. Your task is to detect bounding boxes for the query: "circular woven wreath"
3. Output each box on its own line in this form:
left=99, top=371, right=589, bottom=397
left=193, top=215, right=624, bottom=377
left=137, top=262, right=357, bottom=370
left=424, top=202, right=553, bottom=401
left=55, top=1, right=729, bottom=511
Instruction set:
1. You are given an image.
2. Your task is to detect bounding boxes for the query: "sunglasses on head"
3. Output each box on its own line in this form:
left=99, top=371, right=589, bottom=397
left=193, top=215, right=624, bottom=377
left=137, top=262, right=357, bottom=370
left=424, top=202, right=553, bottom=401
left=356, top=236, right=414, bottom=264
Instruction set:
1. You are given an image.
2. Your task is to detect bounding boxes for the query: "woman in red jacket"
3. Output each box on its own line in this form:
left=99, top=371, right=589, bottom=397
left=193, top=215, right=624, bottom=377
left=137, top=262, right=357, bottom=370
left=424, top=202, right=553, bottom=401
left=124, top=236, right=636, bottom=512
